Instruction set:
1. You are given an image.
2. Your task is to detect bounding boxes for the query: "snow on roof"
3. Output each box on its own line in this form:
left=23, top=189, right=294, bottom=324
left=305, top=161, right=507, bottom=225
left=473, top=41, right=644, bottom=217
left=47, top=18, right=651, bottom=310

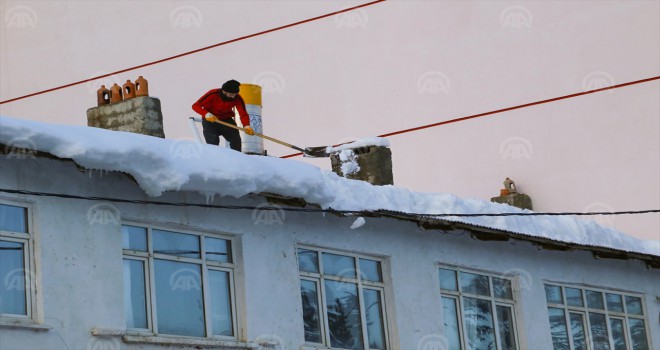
left=1, top=115, right=658, bottom=257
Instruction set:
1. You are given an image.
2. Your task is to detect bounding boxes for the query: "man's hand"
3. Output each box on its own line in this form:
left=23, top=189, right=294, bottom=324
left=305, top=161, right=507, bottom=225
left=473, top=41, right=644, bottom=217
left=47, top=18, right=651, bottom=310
left=204, top=113, right=216, bottom=122
left=244, top=126, right=255, bottom=135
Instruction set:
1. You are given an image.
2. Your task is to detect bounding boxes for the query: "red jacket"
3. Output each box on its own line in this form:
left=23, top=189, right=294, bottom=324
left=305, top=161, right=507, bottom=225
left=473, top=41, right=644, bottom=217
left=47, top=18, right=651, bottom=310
left=192, top=89, right=251, bottom=126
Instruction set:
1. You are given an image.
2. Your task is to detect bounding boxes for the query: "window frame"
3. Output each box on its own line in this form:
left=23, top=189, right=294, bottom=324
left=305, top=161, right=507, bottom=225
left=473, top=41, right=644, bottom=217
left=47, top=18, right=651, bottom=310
left=296, top=245, right=392, bottom=350
left=437, top=265, right=521, bottom=350
left=544, top=282, right=653, bottom=350
left=121, top=221, right=242, bottom=340
left=0, top=199, right=40, bottom=326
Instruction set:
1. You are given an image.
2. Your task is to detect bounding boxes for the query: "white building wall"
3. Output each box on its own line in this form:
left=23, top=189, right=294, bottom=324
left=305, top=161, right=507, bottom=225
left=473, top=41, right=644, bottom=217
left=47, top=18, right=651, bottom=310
left=0, top=156, right=658, bottom=350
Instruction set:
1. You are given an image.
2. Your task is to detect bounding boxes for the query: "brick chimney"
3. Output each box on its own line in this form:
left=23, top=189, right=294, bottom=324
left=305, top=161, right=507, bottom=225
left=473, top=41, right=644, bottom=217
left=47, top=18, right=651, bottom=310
left=87, top=77, right=165, bottom=138
left=330, top=138, right=393, bottom=186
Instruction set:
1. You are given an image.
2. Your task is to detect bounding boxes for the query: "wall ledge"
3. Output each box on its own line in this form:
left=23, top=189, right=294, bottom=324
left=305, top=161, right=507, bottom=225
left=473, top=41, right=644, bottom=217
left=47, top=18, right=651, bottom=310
left=0, top=319, right=52, bottom=332
left=122, top=334, right=258, bottom=349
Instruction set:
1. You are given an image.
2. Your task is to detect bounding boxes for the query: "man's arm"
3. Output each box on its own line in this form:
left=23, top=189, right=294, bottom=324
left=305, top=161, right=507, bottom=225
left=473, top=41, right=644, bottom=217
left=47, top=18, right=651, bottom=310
left=192, top=89, right=217, bottom=116
left=235, top=96, right=251, bottom=127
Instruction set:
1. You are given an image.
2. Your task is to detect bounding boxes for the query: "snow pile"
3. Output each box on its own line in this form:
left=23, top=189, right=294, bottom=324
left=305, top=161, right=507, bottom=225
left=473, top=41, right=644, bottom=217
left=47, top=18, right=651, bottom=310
left=338, top=149, right=360, bottom=175
left=328, top=137, right=390, bottom=152
left=1, top=116, right=657, bottom=257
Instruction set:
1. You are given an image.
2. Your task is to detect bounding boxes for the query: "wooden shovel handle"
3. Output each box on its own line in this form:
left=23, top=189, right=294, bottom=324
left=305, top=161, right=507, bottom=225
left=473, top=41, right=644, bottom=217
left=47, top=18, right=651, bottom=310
left=211, top=117, right=305, bottom=153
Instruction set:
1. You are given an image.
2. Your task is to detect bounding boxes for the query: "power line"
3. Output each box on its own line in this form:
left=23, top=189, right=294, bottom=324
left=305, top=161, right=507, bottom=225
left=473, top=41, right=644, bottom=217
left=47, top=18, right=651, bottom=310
left=0, top=0, right=386, bottom=105
left=1, top=188, right=657, bottom=218
left=281, top=76, right=660, bottom=158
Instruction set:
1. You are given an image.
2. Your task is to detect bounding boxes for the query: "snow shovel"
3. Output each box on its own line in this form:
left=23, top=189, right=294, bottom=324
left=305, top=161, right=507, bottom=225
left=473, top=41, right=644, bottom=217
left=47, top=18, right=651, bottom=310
left=194, top=117, right=330, bottom=158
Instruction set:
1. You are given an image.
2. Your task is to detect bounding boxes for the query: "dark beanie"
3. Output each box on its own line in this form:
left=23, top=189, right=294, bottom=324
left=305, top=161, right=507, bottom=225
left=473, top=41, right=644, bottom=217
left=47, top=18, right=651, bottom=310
left=222, top=79, right=241, bottom=93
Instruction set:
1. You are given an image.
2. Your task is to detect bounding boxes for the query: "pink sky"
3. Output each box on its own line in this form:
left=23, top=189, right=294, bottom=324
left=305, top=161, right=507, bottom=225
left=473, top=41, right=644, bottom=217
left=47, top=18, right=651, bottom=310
left=1, top=1, right=658, bottom=241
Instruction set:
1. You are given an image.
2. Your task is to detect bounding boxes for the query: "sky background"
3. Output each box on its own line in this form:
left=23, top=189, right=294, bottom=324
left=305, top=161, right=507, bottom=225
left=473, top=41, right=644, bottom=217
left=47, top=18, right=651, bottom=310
left=1, top=0, right=659, bottom=242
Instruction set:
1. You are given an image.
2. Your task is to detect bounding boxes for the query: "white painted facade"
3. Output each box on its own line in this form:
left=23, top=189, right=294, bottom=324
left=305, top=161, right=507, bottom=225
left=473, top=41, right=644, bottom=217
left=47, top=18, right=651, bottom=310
left=1, top=154, right=658, bottom=350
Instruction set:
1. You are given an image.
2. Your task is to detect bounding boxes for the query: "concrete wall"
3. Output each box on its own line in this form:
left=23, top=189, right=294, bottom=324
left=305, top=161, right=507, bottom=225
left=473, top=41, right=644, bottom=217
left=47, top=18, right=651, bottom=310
left=1, top=156, right=659, bottom=350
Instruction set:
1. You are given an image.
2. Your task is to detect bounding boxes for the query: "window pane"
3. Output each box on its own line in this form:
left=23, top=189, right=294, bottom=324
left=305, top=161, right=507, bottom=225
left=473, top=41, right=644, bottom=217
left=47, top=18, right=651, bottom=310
left=298, top=249, right=319, bottom=273
left=462, top=297, right=495, bottom=350
left=0, top=240, right=26, bottom=315
left=123, top=259, right=147, bottom=328
left=493, top=278, right=513, bottom=300
left=606, top=293, right=623, bottom=313
left=496, top=305, right=517, bottom=350
left=153, top=229, right=200, bottom=258
left=547, top=308, right=569, bottom=350
left=628, top=318, right=649, bottom=350
left=565, top=288, right=583, bottom=307
left=359, top=258, right=382, bottom=282
left=441, top=297, right=462, bottom=350
left=300, top=279, right=322, bottom=343
left=209, top=270, right=233, bottom=336
left=439, top=269, right=458, bottom=291
left=324, top=280, right=363, bottom=349
left=460, top=272, right=490, bottom=296
left=206, top=237, right=231, bottom=263
left=122, top=225, right=147, bottom=251
left=586, top=290, right=604, bottom=310
left=609, top=318, right=627, bottom=350
left=569, top=313, right=587, bottom=350
left=588, top=313, right=611, bottom=350
left=0, top=204, right=27, bottom=233
left=154, top=260, right=205, bottom=337
left=625, top=296, right=643, bottom=315
left=322, top=253, right=356, bottom=278
left=363, top=289, right=386, bottom=350
left=544, top=285, right=563, bottom=304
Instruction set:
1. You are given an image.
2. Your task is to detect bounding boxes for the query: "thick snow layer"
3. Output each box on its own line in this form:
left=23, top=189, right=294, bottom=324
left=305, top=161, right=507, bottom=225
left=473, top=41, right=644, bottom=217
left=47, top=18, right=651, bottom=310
left=1, top=116, right=657, bottom=257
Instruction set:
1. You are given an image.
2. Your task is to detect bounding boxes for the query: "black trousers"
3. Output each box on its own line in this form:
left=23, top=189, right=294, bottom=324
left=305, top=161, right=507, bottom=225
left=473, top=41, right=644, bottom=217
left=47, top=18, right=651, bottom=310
left=202, top=119, right=242, bottom=152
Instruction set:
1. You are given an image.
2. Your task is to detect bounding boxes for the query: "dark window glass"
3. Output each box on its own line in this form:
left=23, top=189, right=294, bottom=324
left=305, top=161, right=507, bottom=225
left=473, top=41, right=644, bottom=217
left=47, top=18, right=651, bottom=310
left=586, top=290, right=604, bottom=310
left=565, top=288, right=583, bottom=307
left=462, top=297, right=495, bottom=350
left=439, top=269, right=458, bottom=291
left=123, top=259, right=147, bottom=328
left=569, top=313, right=587, bottom=350
left=363, top=289, right=386, bottom=349
left=209, top=270, right=233, bottom=336
left=122, top=225, right=147, bottom=251
left=609, top=318, right=627, bottom=350
left=628, top=318, right=649, bottom=350
left=322, top=253, right=356, bottom=278
left=300, top=279, right=322, bottom=343
left=0, top=240, right=26, bottom=315
left=441, top=297, right=462, bottom=350
left=0, top=204, right=27, bottom=233
left=493, top=277, right=513, bottom=300
left=588, top=312, right=611, bottom=350
left=298, top=249, right=319, bottom=273
left=460, top=272, right=490, bottom=297
left=359, top=258, right=382, bottom=282
left=625, top=296, right=643, bottom=315
left=205, top=237, right=231, bottom=263
left=547, top=308, right=569, bottom=350
left=324, top=280, right=363, bottom=349
left=154, top=260, right=205, bottom=337
left=496, top=305, right=517, bottom=350
left=606, top=293, right=623, bottom=313
left=545, top=285, right=563, bottom=305
left=153, top=229, right=200, bottom=258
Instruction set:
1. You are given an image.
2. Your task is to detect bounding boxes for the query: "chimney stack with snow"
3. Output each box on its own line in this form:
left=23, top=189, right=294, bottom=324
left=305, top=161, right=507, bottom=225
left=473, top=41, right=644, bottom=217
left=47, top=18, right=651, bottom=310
left=490, top=178, right=533, bottom=210
left=330, top=138, right=393, bottom=186
left=87, top=76, right=165, bottom=138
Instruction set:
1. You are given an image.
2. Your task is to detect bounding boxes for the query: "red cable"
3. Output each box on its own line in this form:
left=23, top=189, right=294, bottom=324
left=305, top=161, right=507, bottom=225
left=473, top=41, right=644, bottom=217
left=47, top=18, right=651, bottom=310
left=280, top=76, right=660, bottom=159
left=0, top=0, right=386, bottom=105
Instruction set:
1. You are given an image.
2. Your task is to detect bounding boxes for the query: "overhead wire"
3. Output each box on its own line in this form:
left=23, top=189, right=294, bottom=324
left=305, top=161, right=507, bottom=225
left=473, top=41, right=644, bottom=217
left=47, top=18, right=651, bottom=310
left=1, top=189, right=657, bottom=218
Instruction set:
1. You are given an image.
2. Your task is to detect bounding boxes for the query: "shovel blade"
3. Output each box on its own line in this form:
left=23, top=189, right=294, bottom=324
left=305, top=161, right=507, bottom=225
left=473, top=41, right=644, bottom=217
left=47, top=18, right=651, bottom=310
left=303, top=146, right=331, bottom=158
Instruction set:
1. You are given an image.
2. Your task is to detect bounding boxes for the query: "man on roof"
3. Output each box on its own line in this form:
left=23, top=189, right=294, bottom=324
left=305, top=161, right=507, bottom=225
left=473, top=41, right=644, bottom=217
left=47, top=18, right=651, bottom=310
left=192, top=79, right=254, bottom=152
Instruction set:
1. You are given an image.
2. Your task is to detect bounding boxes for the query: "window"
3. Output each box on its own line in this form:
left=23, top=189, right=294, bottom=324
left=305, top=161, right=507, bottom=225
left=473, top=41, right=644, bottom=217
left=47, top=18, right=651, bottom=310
left=297, top=247, right=389, bottom=350
left=438, top=267, right=519, bottom=350
left=0, top=202, right=35, bottom=321
left=122, top=224, right=238, bottom=338
left=544, top=284, right=651, bottom=350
